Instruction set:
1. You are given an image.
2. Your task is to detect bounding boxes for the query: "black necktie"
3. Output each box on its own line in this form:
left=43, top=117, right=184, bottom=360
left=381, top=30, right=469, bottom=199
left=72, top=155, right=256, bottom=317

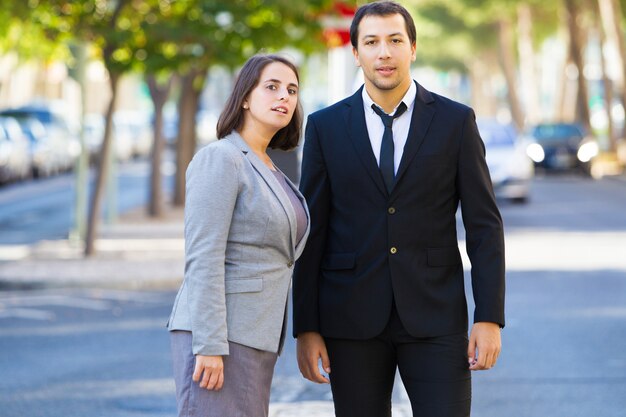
left=371, top=102, right=407, bottom=193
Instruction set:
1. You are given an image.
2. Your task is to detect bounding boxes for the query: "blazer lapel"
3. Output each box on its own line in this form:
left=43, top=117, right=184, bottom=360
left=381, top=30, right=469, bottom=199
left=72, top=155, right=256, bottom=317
left=392, top=81, right=436, bottom=196
left=276, top=167, right=311, bottom=258
left=225, top=132, right=298, bottom=255
left=345, top=86, right=389, bottom=197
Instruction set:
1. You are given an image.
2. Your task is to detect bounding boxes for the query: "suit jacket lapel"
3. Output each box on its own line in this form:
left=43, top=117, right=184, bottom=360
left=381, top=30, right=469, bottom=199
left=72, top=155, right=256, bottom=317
left=392, top=81, right=436, bottom=196
left=345, top=86, right=389, bottom=197
left=225, top=132, right=298, bottom=255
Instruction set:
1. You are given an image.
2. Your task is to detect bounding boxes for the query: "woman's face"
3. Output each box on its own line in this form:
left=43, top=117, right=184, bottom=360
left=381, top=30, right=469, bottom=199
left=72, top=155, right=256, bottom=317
left=242, top=62, right=299, bottom=135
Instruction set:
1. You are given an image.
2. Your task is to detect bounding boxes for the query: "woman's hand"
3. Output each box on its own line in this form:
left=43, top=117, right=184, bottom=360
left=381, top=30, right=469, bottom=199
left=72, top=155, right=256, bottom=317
left=192, top=355, right=224, bottom=390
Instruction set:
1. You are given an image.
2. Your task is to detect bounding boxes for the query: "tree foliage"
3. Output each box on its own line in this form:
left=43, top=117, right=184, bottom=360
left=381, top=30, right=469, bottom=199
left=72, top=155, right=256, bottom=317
left=406, top=0, right=560, bottom=72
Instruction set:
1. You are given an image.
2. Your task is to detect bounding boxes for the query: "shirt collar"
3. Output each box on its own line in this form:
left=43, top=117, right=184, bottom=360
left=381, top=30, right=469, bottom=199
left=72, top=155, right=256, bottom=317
left=362, top=81, right=417, bottom=116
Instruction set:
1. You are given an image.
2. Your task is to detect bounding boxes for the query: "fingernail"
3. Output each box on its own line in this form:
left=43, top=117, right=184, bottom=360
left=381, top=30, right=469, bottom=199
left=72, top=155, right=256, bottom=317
left=325, top=367, right=331, bottom=373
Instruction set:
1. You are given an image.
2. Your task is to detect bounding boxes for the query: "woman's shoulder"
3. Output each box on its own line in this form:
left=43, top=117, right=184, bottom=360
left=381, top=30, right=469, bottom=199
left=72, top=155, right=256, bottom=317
left=187, top=138, right=245, bottom=179
left=193, top=137, right=243, bottom=165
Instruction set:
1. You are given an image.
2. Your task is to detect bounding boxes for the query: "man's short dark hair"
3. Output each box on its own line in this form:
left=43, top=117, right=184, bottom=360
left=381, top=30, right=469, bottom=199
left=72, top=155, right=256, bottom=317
left=350, top=1, right=417, bottom=49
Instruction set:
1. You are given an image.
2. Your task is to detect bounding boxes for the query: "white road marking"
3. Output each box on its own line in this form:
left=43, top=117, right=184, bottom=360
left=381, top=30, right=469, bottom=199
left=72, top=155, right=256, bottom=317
left=0, top=295, right=112, bottom=310
left=0, top=245, right=30, bottom=261
left=1, top=318, right=165, bottom=337
left=0, top=307, right=55, bottom=320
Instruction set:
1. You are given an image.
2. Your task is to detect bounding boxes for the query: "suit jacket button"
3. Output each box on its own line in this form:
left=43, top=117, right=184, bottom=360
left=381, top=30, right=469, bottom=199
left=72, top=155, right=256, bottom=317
left=390, top=247, right=397, bottom=254
left=388, top=207, right=396, bottom=214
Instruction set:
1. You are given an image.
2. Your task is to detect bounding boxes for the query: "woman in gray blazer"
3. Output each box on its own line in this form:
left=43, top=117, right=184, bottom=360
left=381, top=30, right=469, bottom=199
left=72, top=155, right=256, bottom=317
left=167, top=54, right=309, bottom=417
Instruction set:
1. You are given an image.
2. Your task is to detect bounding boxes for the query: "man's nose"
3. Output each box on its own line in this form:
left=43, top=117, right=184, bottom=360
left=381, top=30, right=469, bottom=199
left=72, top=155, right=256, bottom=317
left=378, top=41, right=391, bottom=59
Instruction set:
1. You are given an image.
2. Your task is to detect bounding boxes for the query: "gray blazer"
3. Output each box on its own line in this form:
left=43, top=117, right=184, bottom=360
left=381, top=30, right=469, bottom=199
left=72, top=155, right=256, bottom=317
left=167, top=131, right=310, bottom=356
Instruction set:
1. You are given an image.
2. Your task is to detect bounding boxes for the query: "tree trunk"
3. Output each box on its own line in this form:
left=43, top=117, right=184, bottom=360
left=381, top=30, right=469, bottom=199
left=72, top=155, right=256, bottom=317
left=564, top=0, right=592, bottom=130
left=146, top=74, right=174, bottom=217
left=599, top=30, right=617, bottom=151
left=517, top=4, right=541, bottom=125
left=468, top=53, right=498, bottom=118
left=84, top=72, right=120, bottom=256
left=554, top=12, right=571, bottom=121
left=497, top=19, right=525, bottom=131
left=173, top=68, right=207, bottom=207
left=597, top=0, right=626, bottom=139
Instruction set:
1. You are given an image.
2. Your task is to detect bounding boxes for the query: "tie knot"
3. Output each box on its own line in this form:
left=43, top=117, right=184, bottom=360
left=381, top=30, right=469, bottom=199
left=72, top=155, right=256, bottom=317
left=371, top=102, right=407, bottom=128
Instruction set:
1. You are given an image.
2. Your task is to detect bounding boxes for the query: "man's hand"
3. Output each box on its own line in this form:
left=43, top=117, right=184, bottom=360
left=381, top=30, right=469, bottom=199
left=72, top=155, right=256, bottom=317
left=193, top=355, right=224, bottom=390
left=468, top=322, right=501, bottom=370
left=296, top=332, right=331, bottom=383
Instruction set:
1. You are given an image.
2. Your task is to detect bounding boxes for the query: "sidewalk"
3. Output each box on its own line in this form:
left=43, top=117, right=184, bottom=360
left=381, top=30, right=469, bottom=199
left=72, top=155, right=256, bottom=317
left=0, top=207, right=186, bottom=290
left=0, top=208, right=414, bottom=417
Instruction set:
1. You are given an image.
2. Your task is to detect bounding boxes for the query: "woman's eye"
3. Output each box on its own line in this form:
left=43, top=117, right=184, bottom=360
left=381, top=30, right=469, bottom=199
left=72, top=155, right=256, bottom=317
left=288, top=89, right=297, bottom=95
left=267, top=84, right=277, bottom=90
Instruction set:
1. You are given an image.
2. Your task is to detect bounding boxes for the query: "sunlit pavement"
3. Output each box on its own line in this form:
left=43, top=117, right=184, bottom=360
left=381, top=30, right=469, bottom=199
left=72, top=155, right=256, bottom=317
left=269, top=402, right=413, bottom=416
left=1, top=175, right=626, bottom=416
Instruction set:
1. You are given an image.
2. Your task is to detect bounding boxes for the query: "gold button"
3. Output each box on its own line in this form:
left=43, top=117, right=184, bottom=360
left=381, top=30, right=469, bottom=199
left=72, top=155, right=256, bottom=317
left=388, top=207, right=396, bottom=214
left=390, top=247, right=397, bottom=254
left=287, top=261, right=294, bottom=267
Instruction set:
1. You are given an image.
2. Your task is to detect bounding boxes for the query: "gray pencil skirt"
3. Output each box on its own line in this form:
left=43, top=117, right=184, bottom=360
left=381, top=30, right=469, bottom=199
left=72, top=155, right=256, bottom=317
left=170, top=330, right=279, bottom=417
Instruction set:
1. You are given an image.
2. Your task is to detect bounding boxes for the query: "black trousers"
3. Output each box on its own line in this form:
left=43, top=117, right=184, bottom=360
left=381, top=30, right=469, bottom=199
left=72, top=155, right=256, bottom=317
left=324, top=305, right=471, bottom=417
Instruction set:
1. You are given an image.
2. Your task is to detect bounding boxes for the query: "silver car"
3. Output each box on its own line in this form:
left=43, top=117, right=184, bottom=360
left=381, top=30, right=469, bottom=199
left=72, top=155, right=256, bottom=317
left=0, top=104, right=81, bottom=177
left=0, top=116, right=31, bottom=183
left=478, top=119, right=534, bottom=204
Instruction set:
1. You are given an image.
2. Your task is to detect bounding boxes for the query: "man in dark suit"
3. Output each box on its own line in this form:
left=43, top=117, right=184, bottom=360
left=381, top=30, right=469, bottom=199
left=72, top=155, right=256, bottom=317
left=293, top=2, right=505, bottom=416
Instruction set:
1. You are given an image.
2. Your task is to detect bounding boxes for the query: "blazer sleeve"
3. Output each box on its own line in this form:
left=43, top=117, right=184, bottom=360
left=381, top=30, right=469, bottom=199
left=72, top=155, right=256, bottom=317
left=292, top=115, right=331, bottom=337
left=457, top=109, right=506, bottom=328
left=184, top=145, right=240, bottom=355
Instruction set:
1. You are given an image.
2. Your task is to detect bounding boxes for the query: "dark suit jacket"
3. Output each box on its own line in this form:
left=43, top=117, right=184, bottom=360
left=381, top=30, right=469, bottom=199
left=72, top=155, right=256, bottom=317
left=293, top=82, right=505, bottom=340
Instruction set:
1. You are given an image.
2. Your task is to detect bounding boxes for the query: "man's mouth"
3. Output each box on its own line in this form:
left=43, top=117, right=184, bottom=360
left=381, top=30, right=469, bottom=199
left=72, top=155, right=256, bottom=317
left=377, top=66, right=395, bottom=75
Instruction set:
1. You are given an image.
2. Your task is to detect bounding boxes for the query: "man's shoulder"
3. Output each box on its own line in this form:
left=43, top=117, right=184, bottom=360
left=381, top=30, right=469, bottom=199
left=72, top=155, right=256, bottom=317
left=308, top=94, right=355, bottom=122
left=427, top=89, right=473, bottom=117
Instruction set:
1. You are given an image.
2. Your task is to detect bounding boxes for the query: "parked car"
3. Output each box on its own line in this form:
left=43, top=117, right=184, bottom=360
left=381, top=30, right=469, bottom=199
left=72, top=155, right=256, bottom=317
left=524, top=122, right=599, bottom=175
left=0, top=116, right=31, bottom=183
left=84, top=113, right=134, bottom=163
left=477, top=119, right=534, bottom=203
left=84, top=112, right=153, bottom=163
left=114, top=111, right=153, bottom=158
left=0, top=103, right=81, bottom=176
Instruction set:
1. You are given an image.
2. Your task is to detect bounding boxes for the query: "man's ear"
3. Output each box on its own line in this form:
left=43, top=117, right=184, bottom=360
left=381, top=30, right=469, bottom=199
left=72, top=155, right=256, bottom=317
left=352, top=46, right=361, bottom=67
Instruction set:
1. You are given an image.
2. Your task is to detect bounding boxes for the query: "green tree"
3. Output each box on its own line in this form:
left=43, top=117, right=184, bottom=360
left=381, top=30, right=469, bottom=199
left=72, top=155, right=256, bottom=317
left=22, top=0, right=146, bottom=255
left=147, top=0, right=332, bottom=207
left=407, top=0, right=560, bottom=130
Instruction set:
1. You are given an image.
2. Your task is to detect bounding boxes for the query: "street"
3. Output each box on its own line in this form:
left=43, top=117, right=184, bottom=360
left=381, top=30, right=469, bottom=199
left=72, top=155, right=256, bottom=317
left=0, top=156, right=174, bottom=245
left=1, top=174, right=626, bottom=416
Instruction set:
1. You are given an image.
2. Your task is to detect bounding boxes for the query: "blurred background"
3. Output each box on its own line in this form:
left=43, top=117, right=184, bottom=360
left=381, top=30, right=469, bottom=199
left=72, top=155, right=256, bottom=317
left=1, top=0, right=625, bottom=239
left=1, top=1, right=626, bottom=417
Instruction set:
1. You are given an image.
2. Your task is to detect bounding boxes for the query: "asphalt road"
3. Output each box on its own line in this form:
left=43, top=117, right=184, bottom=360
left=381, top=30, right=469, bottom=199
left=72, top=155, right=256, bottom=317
left=1, top=173, right=626, bottom=416
left=0, top=157, right=175, bottom=245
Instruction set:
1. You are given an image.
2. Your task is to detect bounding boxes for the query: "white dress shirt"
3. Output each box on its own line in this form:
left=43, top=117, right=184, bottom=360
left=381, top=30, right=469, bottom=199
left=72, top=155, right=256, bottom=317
left=362, top=81, right=417, bottom=175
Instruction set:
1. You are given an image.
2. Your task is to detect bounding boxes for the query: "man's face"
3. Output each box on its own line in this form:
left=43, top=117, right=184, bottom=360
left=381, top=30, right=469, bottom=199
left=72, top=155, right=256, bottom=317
left=353, top=13, right=416, bottom=95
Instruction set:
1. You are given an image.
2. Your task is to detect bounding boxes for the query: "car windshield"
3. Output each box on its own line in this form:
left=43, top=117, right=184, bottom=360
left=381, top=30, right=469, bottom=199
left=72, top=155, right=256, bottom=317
left=478, top=124, right=515, bottom=147
left=532, top=124, right=583, bottom=142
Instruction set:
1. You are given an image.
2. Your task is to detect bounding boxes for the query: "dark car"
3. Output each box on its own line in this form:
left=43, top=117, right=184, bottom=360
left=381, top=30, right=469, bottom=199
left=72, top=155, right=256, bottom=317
left=524, top=123, right=599, bottom=175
